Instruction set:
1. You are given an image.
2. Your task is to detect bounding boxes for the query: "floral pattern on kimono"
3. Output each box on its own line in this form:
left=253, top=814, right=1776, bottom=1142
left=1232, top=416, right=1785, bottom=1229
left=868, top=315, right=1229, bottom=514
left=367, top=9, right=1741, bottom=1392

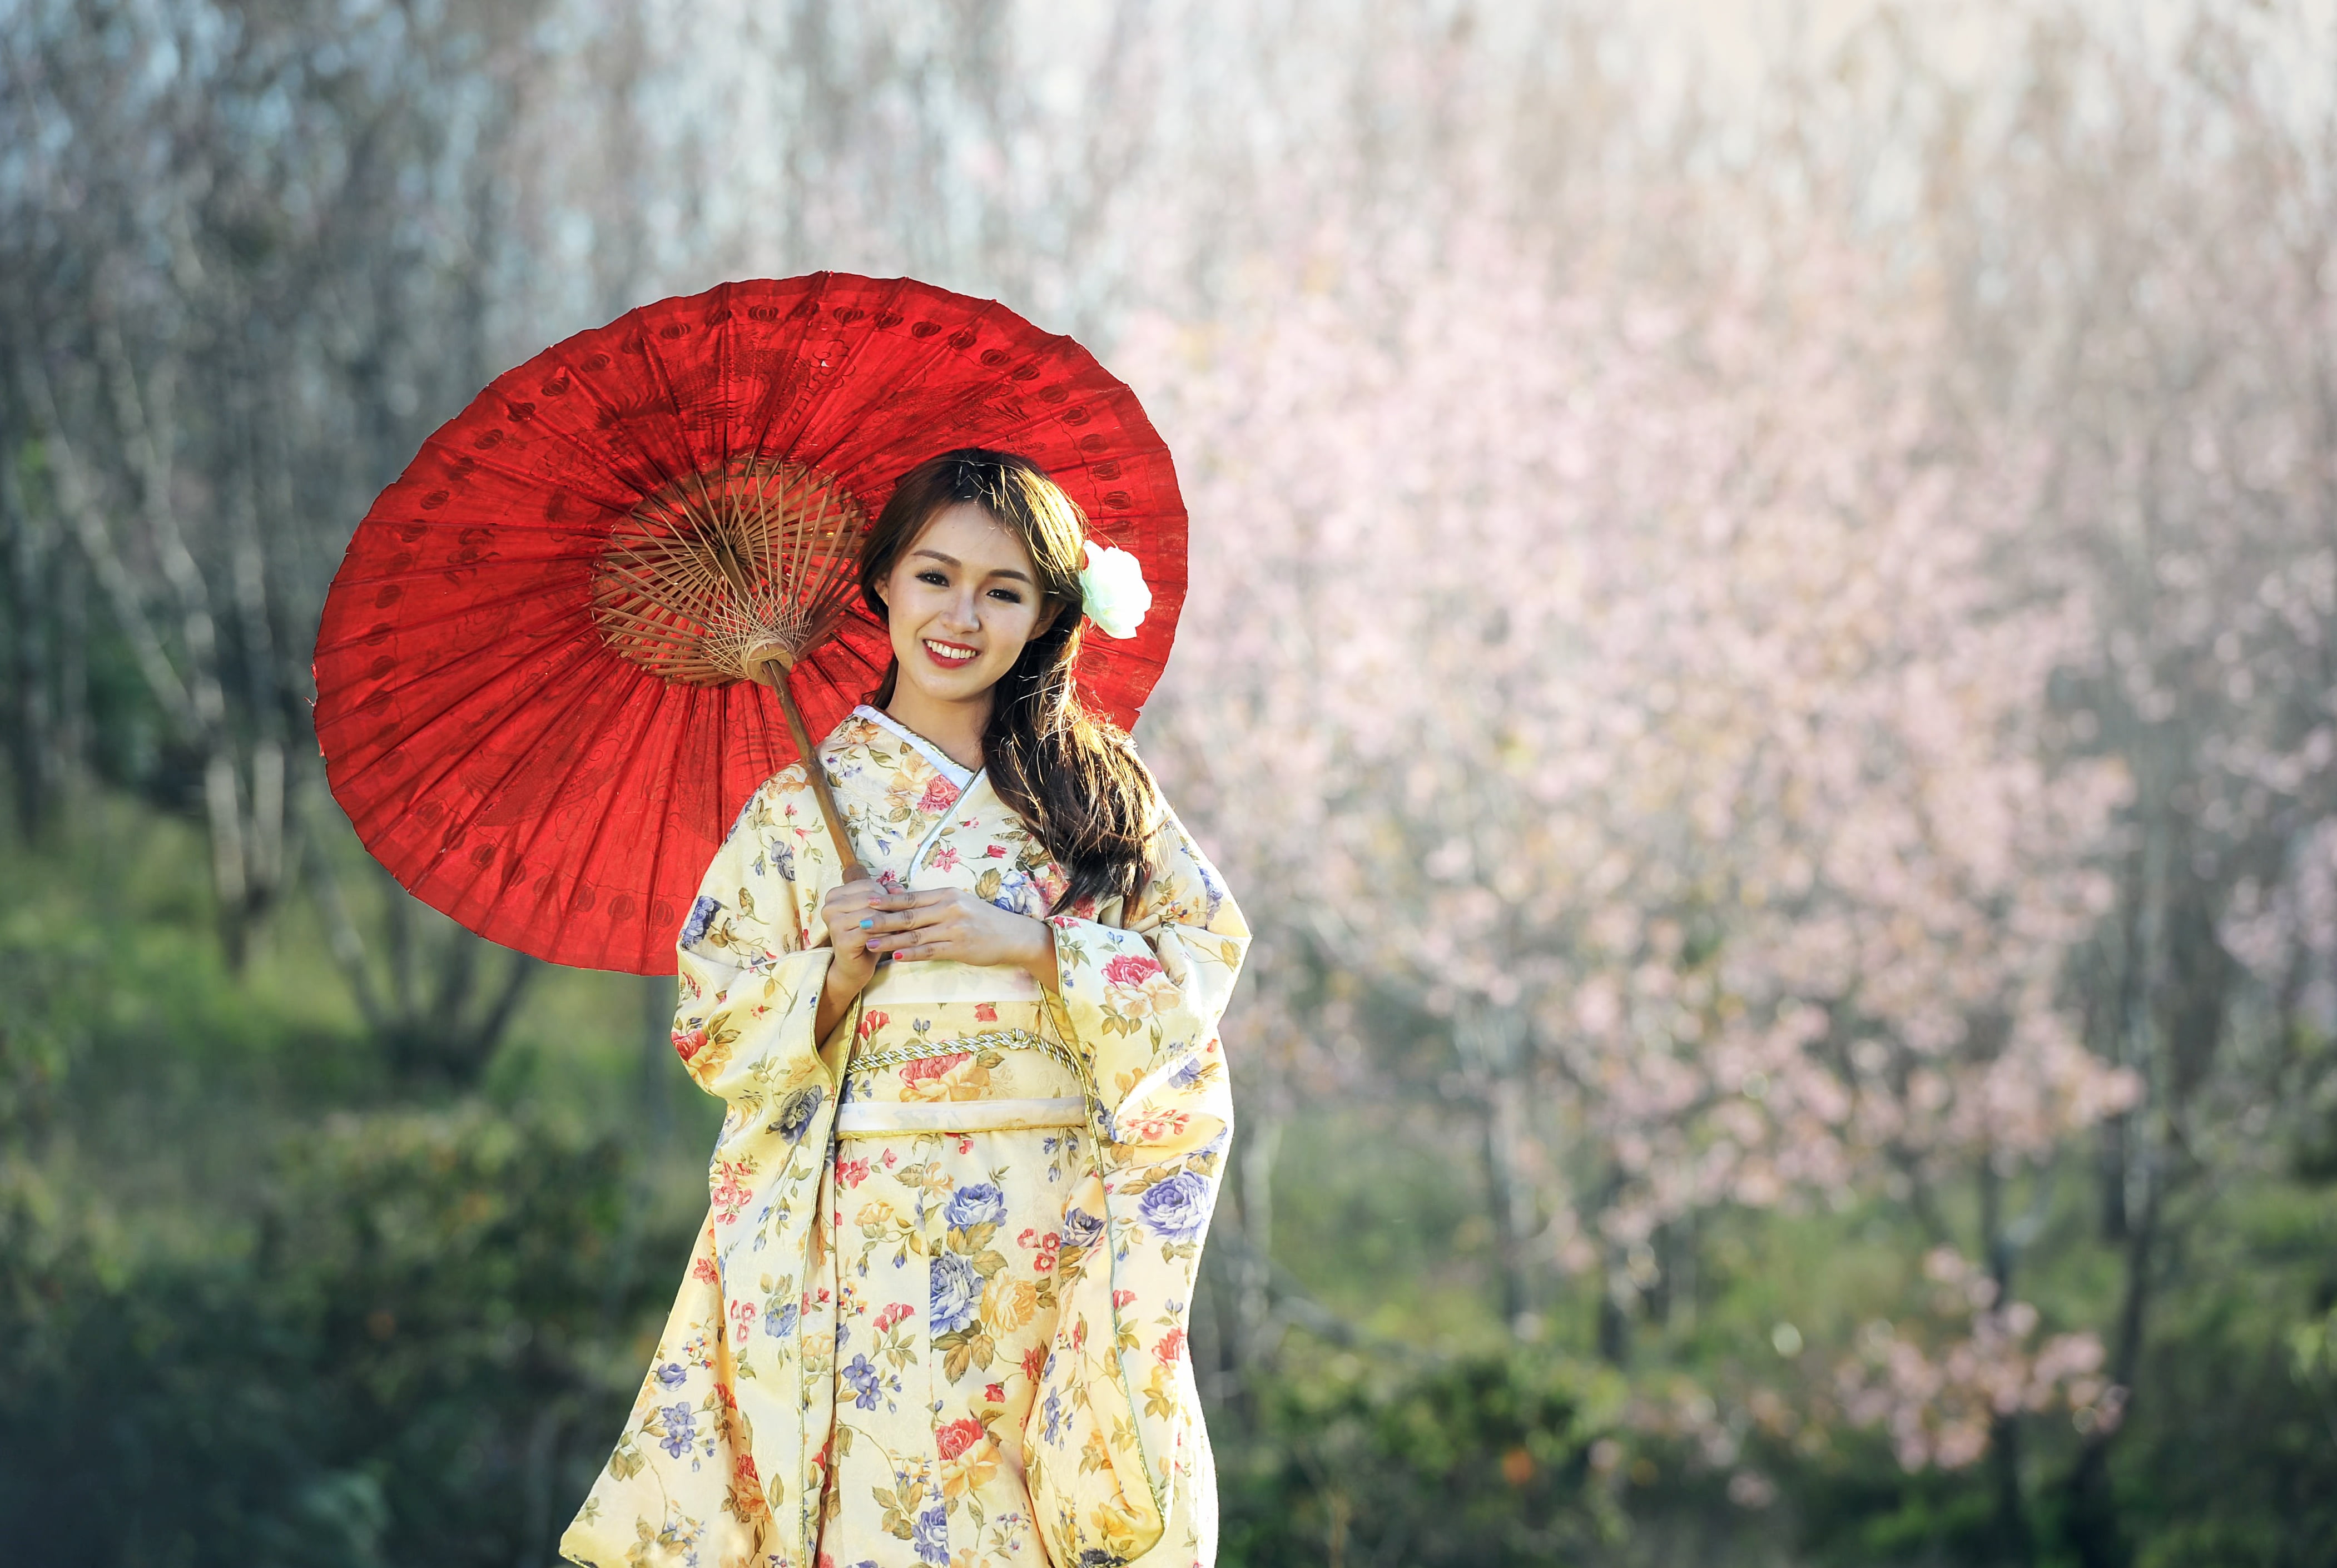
left=561, top=707, right=1248, bottom=1568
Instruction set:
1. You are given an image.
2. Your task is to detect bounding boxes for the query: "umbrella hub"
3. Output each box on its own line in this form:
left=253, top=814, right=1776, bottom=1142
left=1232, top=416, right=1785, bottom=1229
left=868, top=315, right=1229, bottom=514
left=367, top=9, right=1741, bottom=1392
left=589, top=457, right=867, bottom=687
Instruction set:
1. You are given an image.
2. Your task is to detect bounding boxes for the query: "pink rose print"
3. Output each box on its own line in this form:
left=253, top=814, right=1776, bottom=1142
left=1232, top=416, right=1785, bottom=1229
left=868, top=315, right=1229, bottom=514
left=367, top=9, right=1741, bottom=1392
left=1103, top=953, right=1165, bottom=986
left=1154, top=1327, right=1186, bottom=1364
left=984, top=1382, right=1006, bottom=1404
left=901, top=1051, right=971, bottom=1085
left=692, top=1256, right=720, bottom=1284
left=836, top=1156, right=872, bottom=1189
left=919, top=777, right=961, bottom=813
left=1120, top=1108, right=1192, bottom=1142
left=935, top=1417, right=985, bottom=1460
left=710, top=1158, right=752, bottom=1224
left=1113, top=1289, right=1138, bottom=1309
left=983, top=844, right=1009, bottom=859
left=875, top=1302, right=913, bottom=1333
left=856, top=1010, right=889, bottom=1040
left=975, top=1002, right=999, bottom=1023
left=930, top=846, right=962, bottom=871
left=1018, top=1227, right=1062, bottom=1273
left=1103, top=951, right=1179, bottom=1019
left=672, top=1026, right=707, bottom=1062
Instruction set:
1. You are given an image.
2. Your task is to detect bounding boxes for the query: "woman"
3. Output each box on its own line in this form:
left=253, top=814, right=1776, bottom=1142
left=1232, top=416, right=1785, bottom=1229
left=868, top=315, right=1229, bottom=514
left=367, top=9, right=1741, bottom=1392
left=562, top=450, right=1248, bottom=1568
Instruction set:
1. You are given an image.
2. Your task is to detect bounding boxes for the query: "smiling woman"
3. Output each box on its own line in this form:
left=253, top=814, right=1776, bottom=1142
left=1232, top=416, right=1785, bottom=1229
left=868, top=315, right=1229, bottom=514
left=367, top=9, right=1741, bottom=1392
left=861, top=453, right=1168, bottom=910
left=562, top=450, right=1249, bottom=1568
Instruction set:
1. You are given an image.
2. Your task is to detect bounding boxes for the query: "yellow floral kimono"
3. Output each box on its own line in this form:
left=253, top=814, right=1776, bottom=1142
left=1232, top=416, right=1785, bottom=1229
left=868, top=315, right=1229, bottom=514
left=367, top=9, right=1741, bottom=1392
left=561, top=707, right=1248, bottom=1568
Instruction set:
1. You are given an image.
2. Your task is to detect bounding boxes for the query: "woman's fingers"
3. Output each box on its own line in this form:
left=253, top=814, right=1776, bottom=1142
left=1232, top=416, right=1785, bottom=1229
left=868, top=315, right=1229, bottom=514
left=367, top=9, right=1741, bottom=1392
left=845, top=891, right=989, bottom=959
left=862, top=909, right=932, bottom=937
left=866, top=891, right=971, bottom=931
left=867, top=922, right=956, bottom=955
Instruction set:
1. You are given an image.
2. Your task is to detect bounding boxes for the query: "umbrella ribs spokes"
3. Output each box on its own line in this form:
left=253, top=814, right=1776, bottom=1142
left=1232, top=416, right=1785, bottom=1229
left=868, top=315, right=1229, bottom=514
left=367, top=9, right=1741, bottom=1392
left=589, top=458, right=872, bottom=881
left=590, top=459, right=866, bottom=687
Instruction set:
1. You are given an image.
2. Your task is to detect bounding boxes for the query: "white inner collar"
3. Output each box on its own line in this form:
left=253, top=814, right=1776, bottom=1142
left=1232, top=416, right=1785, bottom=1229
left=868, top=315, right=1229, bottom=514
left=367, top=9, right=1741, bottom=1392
left=854, top=704, right=978, bottom=790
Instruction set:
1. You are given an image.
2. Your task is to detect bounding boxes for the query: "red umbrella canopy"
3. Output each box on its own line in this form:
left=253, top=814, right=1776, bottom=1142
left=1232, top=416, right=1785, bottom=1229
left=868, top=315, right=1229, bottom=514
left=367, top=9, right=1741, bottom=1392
left=314, top=274, right=1188, bottom=975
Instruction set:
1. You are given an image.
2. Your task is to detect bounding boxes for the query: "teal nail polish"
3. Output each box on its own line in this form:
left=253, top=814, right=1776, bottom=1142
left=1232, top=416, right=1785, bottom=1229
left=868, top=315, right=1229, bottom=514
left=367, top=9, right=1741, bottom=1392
left=859, top=918, right=873, bottom=929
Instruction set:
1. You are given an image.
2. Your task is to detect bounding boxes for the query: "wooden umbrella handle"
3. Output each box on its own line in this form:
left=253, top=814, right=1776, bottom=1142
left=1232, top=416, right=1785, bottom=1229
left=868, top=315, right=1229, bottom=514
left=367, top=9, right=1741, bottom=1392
left=757, top=667, right=869, bottom=886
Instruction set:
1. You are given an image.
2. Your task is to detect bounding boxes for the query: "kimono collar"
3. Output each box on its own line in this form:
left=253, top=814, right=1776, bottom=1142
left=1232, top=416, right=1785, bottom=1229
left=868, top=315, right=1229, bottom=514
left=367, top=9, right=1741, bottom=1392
left=852, top=704, right=978, bottom=790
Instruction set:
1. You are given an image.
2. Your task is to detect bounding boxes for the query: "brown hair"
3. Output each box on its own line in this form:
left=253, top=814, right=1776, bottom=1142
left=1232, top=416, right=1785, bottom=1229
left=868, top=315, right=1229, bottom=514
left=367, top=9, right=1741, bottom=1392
left=860, top=449, right=1162, bottom=914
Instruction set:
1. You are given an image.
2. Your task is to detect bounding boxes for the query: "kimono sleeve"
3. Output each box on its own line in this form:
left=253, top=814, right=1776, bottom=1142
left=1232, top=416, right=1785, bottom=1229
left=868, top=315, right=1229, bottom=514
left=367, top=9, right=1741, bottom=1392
left=560, top=771, right=847, bottom=1568
left=1044, top=807, right=1249, bottom=1141
left=1025, top=811, right=1248, bottom=1566
left=668, top=771, right=840, bottom=1113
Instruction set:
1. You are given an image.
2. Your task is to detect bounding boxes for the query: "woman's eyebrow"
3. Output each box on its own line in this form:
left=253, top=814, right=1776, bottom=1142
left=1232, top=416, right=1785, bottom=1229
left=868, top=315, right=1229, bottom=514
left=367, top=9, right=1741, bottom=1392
left=909, top=547, right=1033, bottom=584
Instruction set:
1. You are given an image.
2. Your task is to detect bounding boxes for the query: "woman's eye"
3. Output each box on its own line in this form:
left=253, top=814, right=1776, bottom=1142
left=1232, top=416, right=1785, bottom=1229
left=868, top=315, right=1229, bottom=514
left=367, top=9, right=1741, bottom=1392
left=915, top=570, right=948, bottom=587
left=988, top=588, right=1023, bottom=604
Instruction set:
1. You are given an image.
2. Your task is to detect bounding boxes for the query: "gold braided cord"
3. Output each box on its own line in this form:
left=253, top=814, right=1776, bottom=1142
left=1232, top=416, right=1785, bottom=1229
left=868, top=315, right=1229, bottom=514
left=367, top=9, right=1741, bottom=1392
left=846, top=1028, right=1084, bottom=1081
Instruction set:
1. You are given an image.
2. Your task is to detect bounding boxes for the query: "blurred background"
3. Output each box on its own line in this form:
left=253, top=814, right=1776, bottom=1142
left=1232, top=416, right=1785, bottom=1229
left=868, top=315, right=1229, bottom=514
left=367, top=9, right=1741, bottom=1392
left=4, top=1, right=2336, bottom=1564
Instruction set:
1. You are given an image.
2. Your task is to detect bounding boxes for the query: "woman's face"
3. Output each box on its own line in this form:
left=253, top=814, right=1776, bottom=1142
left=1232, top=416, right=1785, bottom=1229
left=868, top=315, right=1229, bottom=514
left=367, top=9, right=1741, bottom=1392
left=879, top=502, right=1058, bottom=710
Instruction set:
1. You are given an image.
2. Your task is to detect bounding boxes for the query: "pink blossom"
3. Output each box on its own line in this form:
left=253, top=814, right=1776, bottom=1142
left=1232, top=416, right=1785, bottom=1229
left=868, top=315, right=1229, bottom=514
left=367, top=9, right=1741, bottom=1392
left=1103, top=953, right=1165, bottom=986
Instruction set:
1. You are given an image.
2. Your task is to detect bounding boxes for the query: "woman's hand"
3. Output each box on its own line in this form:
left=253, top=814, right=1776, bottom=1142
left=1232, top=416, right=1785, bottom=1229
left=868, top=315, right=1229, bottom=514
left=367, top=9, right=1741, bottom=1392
left=816, top=877, right=884, bottom=1039
left=864, top=889, right=1058, bottom=989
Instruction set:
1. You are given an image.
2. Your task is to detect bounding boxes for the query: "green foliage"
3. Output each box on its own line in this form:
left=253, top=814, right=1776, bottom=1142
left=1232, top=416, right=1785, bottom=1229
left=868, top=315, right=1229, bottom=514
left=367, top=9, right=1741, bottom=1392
left=0, top=1094, right=689, bottom=1568
left=6, top=802, right=2337, bottom=1566
left=0, top=806, right=703, bottom=1568
left=1217, top=1347, right=1626, bottom=1567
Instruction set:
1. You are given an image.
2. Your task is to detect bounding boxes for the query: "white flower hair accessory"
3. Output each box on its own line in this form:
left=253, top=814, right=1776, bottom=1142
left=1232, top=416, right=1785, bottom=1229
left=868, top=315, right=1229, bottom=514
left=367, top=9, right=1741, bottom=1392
left=1078, top=539, right=1152, bottom=639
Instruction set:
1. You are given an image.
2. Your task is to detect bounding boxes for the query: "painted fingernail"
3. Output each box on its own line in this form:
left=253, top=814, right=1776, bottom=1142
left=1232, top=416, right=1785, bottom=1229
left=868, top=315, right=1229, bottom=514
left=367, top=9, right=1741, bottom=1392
left=859, top=918, right=872, bottom=929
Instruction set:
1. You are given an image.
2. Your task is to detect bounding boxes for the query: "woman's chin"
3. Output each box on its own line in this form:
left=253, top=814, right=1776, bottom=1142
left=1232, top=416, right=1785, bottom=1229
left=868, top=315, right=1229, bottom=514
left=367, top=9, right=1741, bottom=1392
left=895, top=661, right=1002, bottom=706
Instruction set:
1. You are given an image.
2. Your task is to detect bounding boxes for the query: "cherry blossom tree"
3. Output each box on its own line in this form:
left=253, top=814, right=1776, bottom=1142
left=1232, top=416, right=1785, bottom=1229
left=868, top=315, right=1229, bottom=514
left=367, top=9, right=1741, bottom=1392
left=1127, top=210, right=2137, bottom=1512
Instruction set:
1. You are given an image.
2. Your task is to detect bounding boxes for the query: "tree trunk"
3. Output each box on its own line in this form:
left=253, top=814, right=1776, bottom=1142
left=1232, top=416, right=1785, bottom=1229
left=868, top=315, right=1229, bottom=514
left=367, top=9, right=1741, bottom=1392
left=1236, top=1108, right=1282, bottom=1369
left=1981, top=1154, right=2035, bottom=1566
left=1, top=401, right=52, bottom=837
left=1458, top=1003, right=1538, bottom=1338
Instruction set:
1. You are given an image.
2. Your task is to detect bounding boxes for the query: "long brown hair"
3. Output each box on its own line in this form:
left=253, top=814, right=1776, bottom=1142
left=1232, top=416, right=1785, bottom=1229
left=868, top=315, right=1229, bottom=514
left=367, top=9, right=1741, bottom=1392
left=860, top=449, right=1163, bottom=913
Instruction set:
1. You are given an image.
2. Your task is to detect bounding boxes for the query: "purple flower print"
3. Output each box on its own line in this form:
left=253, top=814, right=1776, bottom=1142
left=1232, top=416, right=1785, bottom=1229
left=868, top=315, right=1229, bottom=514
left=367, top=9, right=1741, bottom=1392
left=1040, top=1387, right=1065, bottom=1445
left=930, top=1253, right=980, bottom=1335
left=842, top=1353, right=882, bottom=1411
left=1137, top=1172, right=1210, bottom=1242
left=656, top=1402, right=696, bottom=1457
left=654, top=1361, right=686, bottom=1390
left=773, top=1085, right=825, bottom=1144
left=679, top=895, right=721, bottom=949
left=944, top=1182, right=1006, bottom=1230
left=913, top=1502, right=950, bottom=1565
left=1060, top=1206, right=1104, bottom=1253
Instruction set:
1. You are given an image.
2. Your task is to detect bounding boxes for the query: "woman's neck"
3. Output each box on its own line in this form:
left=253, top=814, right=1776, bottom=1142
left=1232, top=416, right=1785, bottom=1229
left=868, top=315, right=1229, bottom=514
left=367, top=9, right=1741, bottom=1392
left=881, top=687, right=991, bottom=773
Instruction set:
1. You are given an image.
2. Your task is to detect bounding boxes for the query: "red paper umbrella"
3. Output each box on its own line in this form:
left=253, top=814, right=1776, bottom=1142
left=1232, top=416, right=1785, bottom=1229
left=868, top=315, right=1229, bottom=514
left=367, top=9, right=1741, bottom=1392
left=314, top=274, right=1187, bottom=975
